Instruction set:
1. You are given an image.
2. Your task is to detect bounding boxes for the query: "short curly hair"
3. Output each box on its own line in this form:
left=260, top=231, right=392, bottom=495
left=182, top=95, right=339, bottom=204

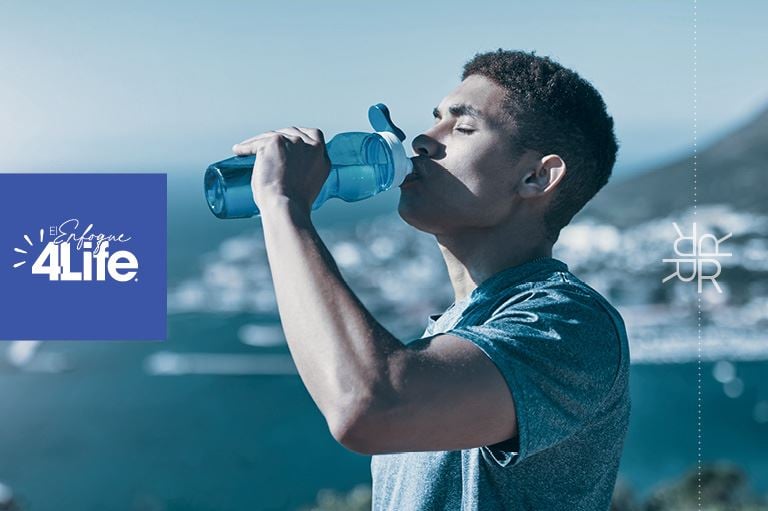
left=461, top=49, right=619, bottom=240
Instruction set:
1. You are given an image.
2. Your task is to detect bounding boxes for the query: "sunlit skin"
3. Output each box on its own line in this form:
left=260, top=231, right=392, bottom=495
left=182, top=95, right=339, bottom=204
left=398, top=74, right=567, bottom=302
left=228, top=74, right=569, bottom=455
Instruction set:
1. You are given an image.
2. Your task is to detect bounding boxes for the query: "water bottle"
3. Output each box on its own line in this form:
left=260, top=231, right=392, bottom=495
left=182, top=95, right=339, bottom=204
left=204, top=103, right=413, bottom=219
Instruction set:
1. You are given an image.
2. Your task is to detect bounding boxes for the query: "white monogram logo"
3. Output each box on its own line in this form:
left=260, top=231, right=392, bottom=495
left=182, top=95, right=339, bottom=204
left=662, top=222, right=732, bottom=293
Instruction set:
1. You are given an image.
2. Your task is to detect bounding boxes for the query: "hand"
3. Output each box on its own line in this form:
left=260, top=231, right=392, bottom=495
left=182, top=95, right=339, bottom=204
left=232, top=127, right=331, bottom=214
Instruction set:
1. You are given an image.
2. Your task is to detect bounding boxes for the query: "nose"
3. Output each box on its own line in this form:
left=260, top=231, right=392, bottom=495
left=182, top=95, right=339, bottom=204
left=411, top=132, right=441, bottom=158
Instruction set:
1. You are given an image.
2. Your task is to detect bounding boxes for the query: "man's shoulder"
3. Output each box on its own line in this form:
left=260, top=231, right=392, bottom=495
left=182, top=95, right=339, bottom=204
left=470, top=266, right=629, bottom=363
left=480, top=266, right=620, bottom=320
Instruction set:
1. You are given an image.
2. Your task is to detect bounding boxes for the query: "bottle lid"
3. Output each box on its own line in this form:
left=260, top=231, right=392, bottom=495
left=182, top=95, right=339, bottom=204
left=368, top=104, right=407, bottom=141
left=368, top=103, right=411, bottom=186
left=377, top=131, right=413, bottom=187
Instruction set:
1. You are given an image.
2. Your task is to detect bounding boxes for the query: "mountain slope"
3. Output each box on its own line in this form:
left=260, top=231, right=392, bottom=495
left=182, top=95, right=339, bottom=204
left=579, top=104, right=768, bottom=227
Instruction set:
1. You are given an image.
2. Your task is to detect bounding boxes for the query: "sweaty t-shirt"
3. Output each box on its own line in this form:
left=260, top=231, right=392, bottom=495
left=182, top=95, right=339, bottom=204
left=370, top=257, right=631, bottom=511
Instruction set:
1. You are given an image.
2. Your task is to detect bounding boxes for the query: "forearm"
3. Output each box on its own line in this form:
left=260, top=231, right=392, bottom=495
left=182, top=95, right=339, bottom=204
left=258, top=196, right=406, bottom=430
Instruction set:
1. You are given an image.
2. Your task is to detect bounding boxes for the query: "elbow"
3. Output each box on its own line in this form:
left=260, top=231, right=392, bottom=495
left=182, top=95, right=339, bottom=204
left=328, top=391, right=394, bottom=456
left=328, top=350, right=407, bottom=455
left=330, top=414, right=375, bottom=455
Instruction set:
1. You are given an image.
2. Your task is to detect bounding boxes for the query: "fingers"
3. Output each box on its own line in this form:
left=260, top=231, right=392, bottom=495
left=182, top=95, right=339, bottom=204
left=232, top=127, right=326, bottom=155
left=232, top=130, right=302, bottom=155
left=232, top=138, right=265, bottom=155
left=232, top=132, right=268, bottom=155
left=274, top=127, right=314, bottom=145
left=295, top=127, right=326, bottom=145
left=271, top=127, right=325, bottom=147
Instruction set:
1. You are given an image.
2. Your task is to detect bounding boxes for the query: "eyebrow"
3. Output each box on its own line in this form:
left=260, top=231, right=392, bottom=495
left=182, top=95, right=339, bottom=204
left=432, top=103, right=485, bottom=121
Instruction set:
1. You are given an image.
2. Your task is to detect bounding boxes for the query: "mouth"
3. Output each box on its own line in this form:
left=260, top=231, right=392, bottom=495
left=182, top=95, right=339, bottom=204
left=400, top=172, right=421, bottom=187
left=400, top=158, right=425, bottom=187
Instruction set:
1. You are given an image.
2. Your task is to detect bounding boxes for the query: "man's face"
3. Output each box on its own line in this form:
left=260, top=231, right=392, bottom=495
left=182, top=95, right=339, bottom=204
left=398, top=74, right=528, bottom=235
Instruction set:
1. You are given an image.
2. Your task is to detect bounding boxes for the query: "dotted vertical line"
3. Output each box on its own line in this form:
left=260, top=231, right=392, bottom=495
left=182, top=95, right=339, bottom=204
left=694, top=1, right=701, bottom=510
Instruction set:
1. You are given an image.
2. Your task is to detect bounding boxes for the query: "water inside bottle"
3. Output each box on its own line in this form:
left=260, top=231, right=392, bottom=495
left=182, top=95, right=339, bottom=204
left=325, top=133, right=393, bottom=202
left=205, top=156, right=257, bottom=218
left=334, top=163, right=379, bottom=201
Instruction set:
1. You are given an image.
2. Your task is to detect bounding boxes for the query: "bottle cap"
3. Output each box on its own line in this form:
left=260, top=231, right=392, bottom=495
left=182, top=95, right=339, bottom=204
left=368, top=103, right=411, bottom=185
left=377, top=131, right=413, bottom=186
left=368, top=103, right=407, bottom=141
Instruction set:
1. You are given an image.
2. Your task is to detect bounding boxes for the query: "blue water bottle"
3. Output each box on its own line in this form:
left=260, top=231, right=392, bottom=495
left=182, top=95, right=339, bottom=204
left=204, top=103, right=413, bottom=219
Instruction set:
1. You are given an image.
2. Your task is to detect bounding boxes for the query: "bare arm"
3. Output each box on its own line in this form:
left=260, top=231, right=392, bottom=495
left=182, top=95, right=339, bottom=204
left=237, top=127, right=518, bottom=454
left=258, top=196, right=406, bottom=437
left=259, top=197, right=517, bottom=454
left=341, top=332, right=518, bottom=455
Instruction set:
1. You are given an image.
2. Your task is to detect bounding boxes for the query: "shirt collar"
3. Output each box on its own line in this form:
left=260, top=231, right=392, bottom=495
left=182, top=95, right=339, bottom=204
left=465, top=256, right=568, bottom=303
left=429, top=257, right=569, bottom=324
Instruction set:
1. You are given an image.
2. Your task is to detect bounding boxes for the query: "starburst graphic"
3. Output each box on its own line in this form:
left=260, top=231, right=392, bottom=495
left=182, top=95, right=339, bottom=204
left=12, top=228, right=44, bottom=269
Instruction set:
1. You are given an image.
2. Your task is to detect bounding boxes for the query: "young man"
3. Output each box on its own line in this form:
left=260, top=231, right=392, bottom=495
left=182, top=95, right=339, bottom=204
left=233, top=49, right=630, bottom=510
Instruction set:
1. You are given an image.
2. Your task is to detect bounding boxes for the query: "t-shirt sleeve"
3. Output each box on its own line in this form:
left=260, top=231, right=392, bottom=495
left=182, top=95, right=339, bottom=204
left=445, top=286, right=622, bottom=468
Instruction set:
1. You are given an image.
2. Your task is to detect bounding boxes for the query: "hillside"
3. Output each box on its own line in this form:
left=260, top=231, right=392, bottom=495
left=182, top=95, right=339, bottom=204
left=580, top=104, right=768, bottom=226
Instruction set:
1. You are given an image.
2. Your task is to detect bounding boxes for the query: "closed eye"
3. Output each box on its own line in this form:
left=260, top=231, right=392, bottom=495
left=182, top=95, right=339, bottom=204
left=455, top=127, right=475, bottom=134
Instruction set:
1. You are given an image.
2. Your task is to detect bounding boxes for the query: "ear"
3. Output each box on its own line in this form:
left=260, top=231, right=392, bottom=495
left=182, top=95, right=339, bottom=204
left=518, top=154, right=567, bottom=198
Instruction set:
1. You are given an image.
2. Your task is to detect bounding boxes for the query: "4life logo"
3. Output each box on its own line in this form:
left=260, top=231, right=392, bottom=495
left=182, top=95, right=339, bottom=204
left=0, top=173, right=167, bottom=341
left=13, top=219, right=138, bottom=282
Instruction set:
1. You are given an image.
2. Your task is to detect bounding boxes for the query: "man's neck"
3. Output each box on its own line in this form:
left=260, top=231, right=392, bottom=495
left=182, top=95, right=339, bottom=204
left=436, top=224, right=553, bottom=304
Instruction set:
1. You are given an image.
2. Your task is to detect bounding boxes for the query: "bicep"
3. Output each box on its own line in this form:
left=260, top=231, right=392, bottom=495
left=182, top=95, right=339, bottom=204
left=344, top=333, right=518, bottom=455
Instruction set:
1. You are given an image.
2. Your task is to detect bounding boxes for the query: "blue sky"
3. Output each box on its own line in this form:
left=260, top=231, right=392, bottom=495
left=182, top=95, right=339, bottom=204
left=1, top=0, right=766, bottom=179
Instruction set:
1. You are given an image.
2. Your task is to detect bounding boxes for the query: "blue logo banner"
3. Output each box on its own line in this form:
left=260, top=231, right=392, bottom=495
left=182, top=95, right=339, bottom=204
left=0, top=173, right=167, bottom=340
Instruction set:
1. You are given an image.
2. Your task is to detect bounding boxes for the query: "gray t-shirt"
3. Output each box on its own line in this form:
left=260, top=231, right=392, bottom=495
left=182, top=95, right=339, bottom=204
left=371, top=257, right=631, bottom=510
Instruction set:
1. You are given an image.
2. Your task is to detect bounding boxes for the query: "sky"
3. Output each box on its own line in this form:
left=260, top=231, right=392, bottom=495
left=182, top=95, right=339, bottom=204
left=1, top=0, right=766, bottom=180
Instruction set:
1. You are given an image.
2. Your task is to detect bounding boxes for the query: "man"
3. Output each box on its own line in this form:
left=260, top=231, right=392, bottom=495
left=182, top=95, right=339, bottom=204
left=232, top=48, right=630, bottom=510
